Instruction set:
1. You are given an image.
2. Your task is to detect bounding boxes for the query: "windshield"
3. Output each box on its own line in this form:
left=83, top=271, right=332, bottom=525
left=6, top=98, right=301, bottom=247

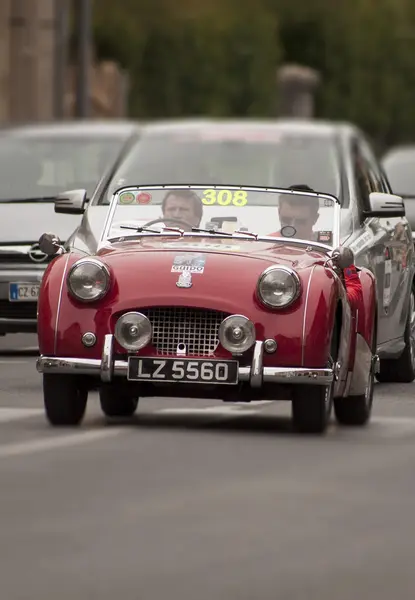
left=103, top=129, right=341, bottom=203
left=383, top=149, right=415, bottom=195
left=104, top=185, right=339, bottom=247
left=0, top=135, right=128, bottom=201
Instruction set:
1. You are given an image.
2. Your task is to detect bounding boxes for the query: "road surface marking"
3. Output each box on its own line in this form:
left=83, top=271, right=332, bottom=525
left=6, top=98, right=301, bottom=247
left=0, top=428, right=124, bottom=459
left=156, top=404, right=269, bottom=418
left=0, top=360, right=32, bottom=364
left=0, top=408, right=43, bottom=422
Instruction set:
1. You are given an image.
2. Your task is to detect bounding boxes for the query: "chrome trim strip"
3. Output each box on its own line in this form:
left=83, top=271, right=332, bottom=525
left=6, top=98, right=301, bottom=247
left=301, top=265, right=317, bottom=367
left=250, top=341, right=263, bottom=388
left=36, top=355, right=333, bottom=385
left=101, top=334, right=114, bottom=382
left=53, top=252, right=72, bottom=355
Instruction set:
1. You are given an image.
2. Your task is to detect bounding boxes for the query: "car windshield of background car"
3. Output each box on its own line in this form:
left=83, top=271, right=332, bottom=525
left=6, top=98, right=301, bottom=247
left=105, top=132, right=341, bottom=203
left=107, top=185, right=337, bottom=247
left=383, top=150, right=415, bottom=196
left=0, top=135, right=127, bottom=201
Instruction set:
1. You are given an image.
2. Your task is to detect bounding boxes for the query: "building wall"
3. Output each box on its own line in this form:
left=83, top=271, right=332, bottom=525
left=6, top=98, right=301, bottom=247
left=0, top=0, right=128, bottom=124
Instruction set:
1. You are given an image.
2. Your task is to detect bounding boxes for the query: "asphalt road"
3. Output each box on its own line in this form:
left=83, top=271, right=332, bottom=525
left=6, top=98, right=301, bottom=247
left=1, top=334, right=415, bottom=600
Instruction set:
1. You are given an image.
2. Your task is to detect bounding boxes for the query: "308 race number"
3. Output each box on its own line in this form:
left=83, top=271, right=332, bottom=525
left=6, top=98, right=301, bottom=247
left=202, top=189, right=248, bottom=206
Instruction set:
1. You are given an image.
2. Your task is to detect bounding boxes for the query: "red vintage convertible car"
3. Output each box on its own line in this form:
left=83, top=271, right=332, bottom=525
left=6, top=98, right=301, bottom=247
left=36, top=183, right=398, bottom=434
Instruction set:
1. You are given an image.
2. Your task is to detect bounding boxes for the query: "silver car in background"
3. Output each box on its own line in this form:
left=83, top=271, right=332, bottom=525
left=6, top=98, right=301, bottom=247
left=382, top=145, right=415, bottom=244
left=0, top=119, right=141, bottom=335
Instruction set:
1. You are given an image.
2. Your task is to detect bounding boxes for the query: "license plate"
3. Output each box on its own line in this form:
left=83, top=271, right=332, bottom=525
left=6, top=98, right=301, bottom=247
left=127, top=357, right=239, bottom=384
left=9, top=283, right=40, bottom=302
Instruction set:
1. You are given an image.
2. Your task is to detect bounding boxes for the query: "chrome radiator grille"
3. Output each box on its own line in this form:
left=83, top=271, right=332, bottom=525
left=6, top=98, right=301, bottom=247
left=140, top=306, right=229, bottom=357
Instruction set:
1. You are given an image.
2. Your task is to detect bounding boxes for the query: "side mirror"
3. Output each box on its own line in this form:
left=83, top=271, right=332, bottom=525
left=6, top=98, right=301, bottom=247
left=331, top=246, right=354, bottom=269
left=55, top=189, right=87, bottom=215
left=365, top=192, right=405, bottom=218
left=38, top=232, right=64, bottom=256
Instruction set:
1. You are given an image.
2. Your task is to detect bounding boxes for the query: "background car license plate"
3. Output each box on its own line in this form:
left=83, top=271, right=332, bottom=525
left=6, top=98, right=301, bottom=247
left=9, top=283, right=40, bottom=302
left=128, top=357, right=239, bottom=384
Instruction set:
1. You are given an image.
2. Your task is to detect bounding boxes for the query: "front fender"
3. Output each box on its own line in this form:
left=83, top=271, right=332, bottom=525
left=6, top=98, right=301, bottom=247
left=37, top=251, right=85, bottom=355
left=301, top=264, right=345, bottom=368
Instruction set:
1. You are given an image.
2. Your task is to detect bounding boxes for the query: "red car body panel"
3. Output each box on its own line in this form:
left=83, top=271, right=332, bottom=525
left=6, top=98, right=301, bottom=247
left=37, top=238, right=376, bottom=379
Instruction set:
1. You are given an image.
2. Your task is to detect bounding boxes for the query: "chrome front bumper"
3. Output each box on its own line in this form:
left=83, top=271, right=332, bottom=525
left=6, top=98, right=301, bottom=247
left=36, top=335, right=334, bottom=387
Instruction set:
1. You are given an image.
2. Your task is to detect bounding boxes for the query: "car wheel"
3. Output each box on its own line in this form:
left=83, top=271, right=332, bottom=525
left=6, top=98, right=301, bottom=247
left=334, top=316, right=377, bottom=426
left=99, top=386, right=139, bottom=417
left=43, top=374, right=88, bottom=426
left=376, top=284, right=415, bottom=383
left=334, top=364, right=374, bottom=426
left=292, top=383, right=333, bottom=434
left=291, top=324, right=337, bottom=434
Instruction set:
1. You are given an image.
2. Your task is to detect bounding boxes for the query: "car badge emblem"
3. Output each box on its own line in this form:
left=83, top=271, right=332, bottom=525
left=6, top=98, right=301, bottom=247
left=28, top=243, right=48, bottom=263
left=176, top=271, right=192, bottom=288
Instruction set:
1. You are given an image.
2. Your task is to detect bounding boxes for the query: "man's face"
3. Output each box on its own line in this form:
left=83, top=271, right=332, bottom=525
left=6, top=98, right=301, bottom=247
left=278, top=201, right=317, bottom=239
left=163, top=195, right=200, bottom=228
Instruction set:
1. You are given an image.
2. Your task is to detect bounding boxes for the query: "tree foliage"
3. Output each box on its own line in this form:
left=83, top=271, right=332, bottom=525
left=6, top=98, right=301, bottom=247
left=92, top=0, right=415, bottom=146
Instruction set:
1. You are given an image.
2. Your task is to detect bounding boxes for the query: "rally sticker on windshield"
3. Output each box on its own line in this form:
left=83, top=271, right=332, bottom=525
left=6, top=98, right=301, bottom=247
left=171, top=253, right=206, bottom=274
left=119, top=191, right=136, bottom=204
left=201, top=189, right=248, bottom=206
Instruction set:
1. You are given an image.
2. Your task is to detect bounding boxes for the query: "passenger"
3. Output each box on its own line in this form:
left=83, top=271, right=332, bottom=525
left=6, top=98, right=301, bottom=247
left=269, top=184, right=363, bottom=310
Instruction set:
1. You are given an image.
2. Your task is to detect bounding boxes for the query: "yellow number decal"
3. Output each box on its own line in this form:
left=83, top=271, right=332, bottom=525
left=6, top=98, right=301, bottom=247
left=201, top=189, right=248, bottom=206
left=217, top=189, right=232, bottom=205
left=202, top=189, right=217, bottom=204
left=232, top=190, right=248, bottom=206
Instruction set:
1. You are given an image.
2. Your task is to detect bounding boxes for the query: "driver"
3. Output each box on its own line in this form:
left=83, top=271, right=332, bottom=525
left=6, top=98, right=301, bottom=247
left=162, top=190, right=203, bottom=230
left=270, top=184, right=363, bottom=310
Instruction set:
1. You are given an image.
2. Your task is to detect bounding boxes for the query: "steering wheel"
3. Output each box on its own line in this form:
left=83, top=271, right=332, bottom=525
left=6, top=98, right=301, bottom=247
left=142, top=217, right=195, bottom=230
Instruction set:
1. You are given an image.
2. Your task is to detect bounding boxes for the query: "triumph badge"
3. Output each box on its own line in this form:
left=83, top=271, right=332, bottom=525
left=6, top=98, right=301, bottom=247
left=176, top=271, right=192, bottom=288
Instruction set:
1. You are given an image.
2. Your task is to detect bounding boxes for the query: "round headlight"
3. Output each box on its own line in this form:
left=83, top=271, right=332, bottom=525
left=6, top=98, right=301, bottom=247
left=67, top=259, right=110, bottom=302
left=114, top=312, right=152, bottom=351
left=257, top=266, right=301, bottom=308
left=219, top=315, right=255, bottom=353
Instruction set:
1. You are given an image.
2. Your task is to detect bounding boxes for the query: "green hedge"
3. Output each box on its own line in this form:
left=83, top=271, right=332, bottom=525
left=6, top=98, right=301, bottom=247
left=93, top=0, right=415, bottom=146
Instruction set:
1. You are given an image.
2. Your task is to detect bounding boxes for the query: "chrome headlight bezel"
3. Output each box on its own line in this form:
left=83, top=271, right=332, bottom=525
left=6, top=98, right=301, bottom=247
left=67, top=258, right=111, bottom=303
left=257, top=265, right=301, bottom=309
left=218, top=314, right=256, bottom=354
left=114, top=311, right=152, bottom=351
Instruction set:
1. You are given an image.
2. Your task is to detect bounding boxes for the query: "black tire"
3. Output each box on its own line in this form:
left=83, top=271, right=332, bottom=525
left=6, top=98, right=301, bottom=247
left=334, top=315, right=377, bottom=426
left=376, top=285, right=415, bottom=383
left=99, top=386, right=139, bottom=417
left=292, top=384, right=333, bottom=434
left=43, top=374, right=88, bottom=426
left=334, top=366, right=374, bottom=426
left=291, top=323, right=337, bottom=434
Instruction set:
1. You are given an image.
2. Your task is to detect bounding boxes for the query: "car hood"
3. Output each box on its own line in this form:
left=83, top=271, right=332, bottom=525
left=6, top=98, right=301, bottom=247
left=0, top=202, right=82, bottom=243
left=97, top=237, right=326, bottom=273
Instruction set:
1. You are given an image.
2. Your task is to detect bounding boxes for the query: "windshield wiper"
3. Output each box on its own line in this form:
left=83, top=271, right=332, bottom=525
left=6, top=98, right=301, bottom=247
left=119, top=225, right=184, bottom=234
left=0, top=196, right=57, bottom=203
left=191, top=227, right=232, bottom=236
left=120, top=225, right=164, bottom=234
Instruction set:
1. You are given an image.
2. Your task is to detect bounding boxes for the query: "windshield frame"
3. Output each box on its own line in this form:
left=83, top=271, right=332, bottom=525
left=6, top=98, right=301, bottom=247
left=99, top=184, right=341, bottom=251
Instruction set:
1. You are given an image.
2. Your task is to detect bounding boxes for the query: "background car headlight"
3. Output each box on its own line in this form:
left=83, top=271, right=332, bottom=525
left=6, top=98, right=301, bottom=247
left=67, top=259, right=110, bottom=302
left=219, top=314, right=255, bottom=353
left=257, top=266, right=301, bottom=308
left=114, top=312, right=152, bottom=351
